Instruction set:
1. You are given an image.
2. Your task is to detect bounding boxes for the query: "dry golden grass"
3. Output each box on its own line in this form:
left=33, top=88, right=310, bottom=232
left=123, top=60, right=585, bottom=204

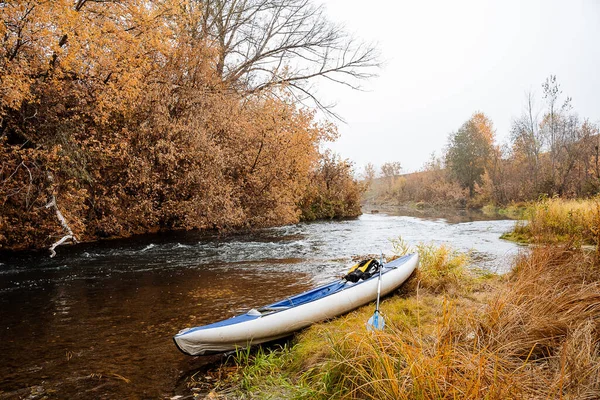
left=508, top=197, right=600, bottom=251
left=481, top=247, right=600, bottom=399
left=215, top=240, right=600, bottom=399
left=390, top=237, right=473, bottom=295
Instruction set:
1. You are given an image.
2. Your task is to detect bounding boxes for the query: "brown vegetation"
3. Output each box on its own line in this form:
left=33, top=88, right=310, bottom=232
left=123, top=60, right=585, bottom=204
left=299, top=152, right=365, bottom=221
left=365, top=156, right=467, bottom=208
left=366, top=78, right=600, bottom=208
left=0, top=0, right=374, bottom=252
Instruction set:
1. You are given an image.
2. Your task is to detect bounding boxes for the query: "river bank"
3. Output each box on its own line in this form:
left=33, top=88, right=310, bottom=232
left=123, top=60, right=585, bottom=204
left=196, top=198, right=600, bottom=399
left=499, top=197, right=600, bottom=249
left=362, top=201, right=527, bottom=223
left=203, top=245, right=600, bottom=399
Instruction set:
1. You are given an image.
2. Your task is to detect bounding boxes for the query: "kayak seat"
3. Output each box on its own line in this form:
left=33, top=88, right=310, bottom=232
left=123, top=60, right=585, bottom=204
left=257, top=306, right=290, bottom=312
left=261, top=281, right=348, bottom=310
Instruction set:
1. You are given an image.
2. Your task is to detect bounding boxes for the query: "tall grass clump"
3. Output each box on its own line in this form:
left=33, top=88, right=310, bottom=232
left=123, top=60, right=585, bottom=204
left=391, top=237, right=472, bottom=295
left=506, top=196, right=600, bottom=249
left=292, top=304, right=528, bottom=399
left=481, top=246, right=600, bottom=398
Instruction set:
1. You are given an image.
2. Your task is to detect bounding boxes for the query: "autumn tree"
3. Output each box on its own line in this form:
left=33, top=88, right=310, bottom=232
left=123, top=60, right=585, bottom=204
left=299, top=152, right=364, bottom=220
left=380, top=161, right=401, bottom=189
left=1, top=0, right=172, bottom=250
left=363, top=163, right=377, bottom=184
left=507, top=76, right=600, bottom=199
left=396, top=154, right=467, bottom=207
left=539, top=76, right=592, bottom=195
left=446, top=113, right=495, bottom=197
left=579, top=122, right=600, bottom=194
left=510, top=92, right=545, bottom=197
left=361, top=162, right=377, bottom=199
left=542, top=75, right=566, bottom=178
left=0, top=0, right=376, bottom=253
left=381, top=161, right=401, bottom=179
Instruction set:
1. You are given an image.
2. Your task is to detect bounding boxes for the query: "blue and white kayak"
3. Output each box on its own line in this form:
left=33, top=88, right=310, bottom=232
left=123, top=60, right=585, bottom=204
left=173, top=253, right=419, bottom=356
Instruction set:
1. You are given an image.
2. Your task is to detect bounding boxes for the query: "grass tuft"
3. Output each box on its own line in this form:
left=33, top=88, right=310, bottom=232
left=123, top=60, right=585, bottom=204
left=391, top=236, right=474, bottom=295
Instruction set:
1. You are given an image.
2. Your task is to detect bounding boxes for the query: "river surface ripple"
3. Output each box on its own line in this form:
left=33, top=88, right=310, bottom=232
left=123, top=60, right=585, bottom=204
left=0, top=212, right=519, bottom=399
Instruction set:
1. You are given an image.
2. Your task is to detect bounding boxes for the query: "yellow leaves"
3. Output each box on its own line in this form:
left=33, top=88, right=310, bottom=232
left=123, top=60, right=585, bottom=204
left=470, top=112, right=496, bottom=144
left=1, top=0, right=176, bottom=122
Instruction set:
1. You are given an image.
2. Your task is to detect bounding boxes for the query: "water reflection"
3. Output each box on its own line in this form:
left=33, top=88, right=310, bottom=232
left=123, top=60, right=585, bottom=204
left=0, top=212, right=518, bottom=398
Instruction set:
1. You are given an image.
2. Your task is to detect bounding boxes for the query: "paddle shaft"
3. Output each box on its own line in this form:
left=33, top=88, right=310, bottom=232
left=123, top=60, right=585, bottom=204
left=366, top=254, right=385, bottom=331
left=375, top=255, right=383, bottom=312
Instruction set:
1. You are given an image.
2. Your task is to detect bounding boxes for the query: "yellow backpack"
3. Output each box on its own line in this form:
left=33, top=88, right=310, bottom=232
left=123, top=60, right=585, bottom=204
left=344, top=259, right=380, bottom=282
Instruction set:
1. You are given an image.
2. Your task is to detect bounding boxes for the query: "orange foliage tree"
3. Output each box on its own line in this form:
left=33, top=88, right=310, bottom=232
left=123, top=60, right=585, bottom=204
left=445, top=112, right=496, bottom=197
left=0, top=0, right=373, bottom=251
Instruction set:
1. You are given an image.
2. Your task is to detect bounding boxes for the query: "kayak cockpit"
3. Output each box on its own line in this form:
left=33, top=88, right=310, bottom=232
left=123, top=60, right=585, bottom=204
left=258, top=280, right=348, bottom=312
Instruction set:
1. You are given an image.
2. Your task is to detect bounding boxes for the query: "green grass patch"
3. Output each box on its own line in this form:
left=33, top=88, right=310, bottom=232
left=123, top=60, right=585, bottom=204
left=497, top=203, right=528, bottom=220
left=500, top=230, right=531, bottom=244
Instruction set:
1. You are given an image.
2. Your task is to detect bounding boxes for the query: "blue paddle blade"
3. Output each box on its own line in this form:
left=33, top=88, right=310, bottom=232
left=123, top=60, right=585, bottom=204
left=366, top=311, right=385, bottom=331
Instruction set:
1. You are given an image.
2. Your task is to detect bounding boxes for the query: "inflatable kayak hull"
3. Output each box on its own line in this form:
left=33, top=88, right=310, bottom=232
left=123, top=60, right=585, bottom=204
left=173, top=253, right=418, bottom=356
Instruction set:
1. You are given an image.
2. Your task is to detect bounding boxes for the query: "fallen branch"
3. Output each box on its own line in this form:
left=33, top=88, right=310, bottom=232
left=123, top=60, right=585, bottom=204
left=45, top=194, right=78, bottom=257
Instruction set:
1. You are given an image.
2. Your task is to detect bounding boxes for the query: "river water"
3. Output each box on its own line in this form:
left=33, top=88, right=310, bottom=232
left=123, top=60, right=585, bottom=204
left=0, top=211, right=518, bottom=399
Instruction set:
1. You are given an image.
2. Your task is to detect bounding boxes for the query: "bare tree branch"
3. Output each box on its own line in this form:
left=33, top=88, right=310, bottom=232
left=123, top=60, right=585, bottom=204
left=193, top=0, right=380, bottom=114
left=44, top=174, right=78, bottom=257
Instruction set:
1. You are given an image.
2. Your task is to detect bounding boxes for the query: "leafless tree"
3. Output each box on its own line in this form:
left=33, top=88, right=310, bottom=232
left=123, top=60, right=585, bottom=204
left=363, top=162, right=376, bottom=182
left=510, top=91, right=544, bottom=188
left=511, top=77, right=598, bottom=196
left=541, top=75, right=575, bottom=180
left=192, top=0, right=380, bottom=116
left=381, top=161, right=401, bottom=178
left=380, top=161, right=401, bottom=189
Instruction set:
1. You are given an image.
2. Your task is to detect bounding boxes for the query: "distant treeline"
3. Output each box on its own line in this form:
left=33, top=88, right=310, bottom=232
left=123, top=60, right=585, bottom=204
left=0, top=1, right=374, bottom=251
left=366, top=76, right=600, bottom=207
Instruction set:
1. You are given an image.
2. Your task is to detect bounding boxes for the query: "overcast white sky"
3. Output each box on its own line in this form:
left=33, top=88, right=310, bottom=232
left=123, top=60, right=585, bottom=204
left=316, top=0, right=600, bottom=173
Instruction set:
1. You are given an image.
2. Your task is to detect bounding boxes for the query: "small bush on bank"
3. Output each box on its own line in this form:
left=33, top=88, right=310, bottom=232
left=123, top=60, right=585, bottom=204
left=299, top=152, right=365, bottom=221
